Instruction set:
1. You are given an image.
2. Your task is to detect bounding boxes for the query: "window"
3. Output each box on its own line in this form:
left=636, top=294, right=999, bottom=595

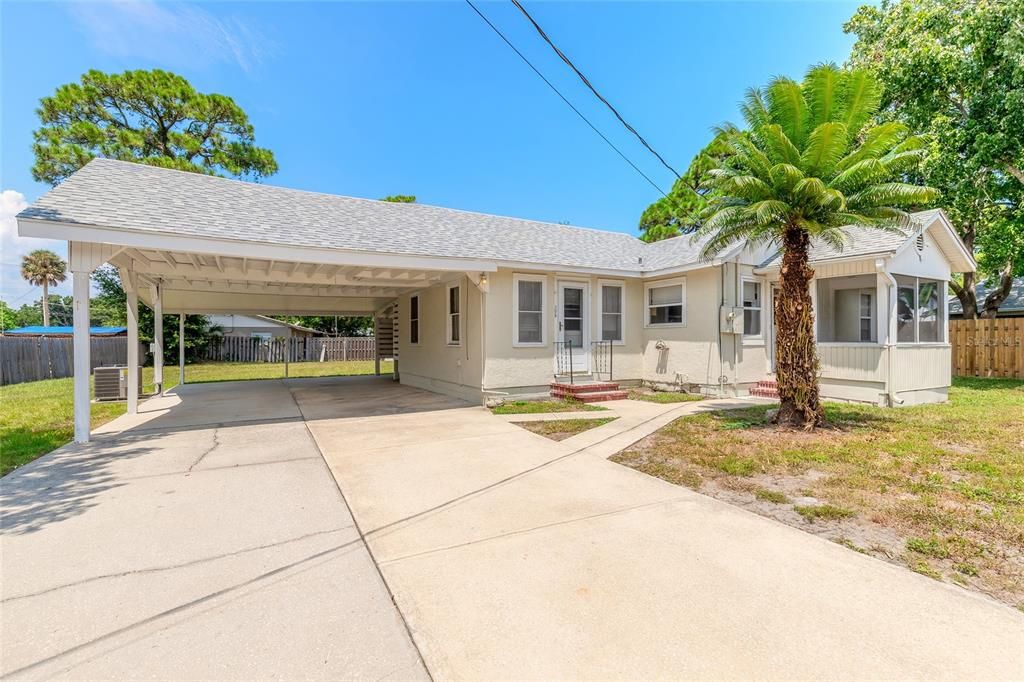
left=409, top=295, right=419, bottom=344
left=600, top=282, right=624, bottom=343
left=742, top=280, right=762, bottom=337
left=251, top=332, right=272, bottom=342
left=816, top=275, right=877, bottom=343
left=895, top=275, right=945, bottom=343
left=447, top=285, right=460, bottom=345
left=514, top=275, right=546, bottom=346
left=859, top=293, right=874, bottom=342
left=646, top=279, right=685, bottom=326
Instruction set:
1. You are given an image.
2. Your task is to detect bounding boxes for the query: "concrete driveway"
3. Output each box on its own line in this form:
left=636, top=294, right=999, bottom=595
left=4, top=376, right=1023, bottom=680
left=1, top=379, right=426, bottom=680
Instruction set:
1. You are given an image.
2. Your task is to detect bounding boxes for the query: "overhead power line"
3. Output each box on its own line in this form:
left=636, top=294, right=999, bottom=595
left=509, top=0, right=682, bottom=180
left=463, top=0, right=667, bottom=196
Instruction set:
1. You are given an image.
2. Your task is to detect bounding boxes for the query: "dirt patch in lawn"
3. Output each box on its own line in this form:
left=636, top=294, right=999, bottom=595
left=611, top=378, right=1024, bottom=610
left=512, top=417, right=618, bottom=441
left=628, top=387, right=703, bottom=404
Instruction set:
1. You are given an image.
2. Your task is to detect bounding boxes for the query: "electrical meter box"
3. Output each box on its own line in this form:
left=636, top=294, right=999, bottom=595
left=720, top=306, right=744, bottom=334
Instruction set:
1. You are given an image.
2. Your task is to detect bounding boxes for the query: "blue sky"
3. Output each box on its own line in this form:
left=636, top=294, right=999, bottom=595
left=0, top=0, right=860, bottom=304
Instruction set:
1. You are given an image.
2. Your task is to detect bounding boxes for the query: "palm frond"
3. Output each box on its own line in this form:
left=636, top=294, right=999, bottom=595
left=766, top=77, right=809, bottom=149
left=769, top=163, right=805, bottom=191
left=801, top=122, right=849, bottom=177
left=804, top=63, right=841, bottom=129
left=839, top=70, right=882, bottom=139
left=739, top=88, right=770, bottom=130
left=759, top=124, right=802, bottom=166
left=749, top=199, right=791, bottom=225
left=793, top=177, right=828, bottom=203
left=848, top=182, right=939, bottom=209
left=834, top=121, right=908, bottom=172
left=831, top=158, right=887, bottom=193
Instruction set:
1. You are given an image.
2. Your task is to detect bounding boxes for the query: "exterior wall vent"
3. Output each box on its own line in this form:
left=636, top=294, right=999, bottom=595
left=915, top=233, right=925, bottom=252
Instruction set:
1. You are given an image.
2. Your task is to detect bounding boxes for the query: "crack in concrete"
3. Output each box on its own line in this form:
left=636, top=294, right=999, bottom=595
left=185, top=428, right=220, bottom=474
left=2, top=526, right=353, bottom=603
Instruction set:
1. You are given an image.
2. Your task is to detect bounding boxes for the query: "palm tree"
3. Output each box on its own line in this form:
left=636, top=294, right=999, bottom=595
left=20, top=249, right=67, bottom=327
left=696, top=64, right=937, bottom=429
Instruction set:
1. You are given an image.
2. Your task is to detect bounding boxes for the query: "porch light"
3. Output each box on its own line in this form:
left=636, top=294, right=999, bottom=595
left=479, top=273, right=488, bottom=286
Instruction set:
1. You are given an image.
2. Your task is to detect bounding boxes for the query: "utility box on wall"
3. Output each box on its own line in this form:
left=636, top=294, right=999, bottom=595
left=720, top=306, right=745, bottom=335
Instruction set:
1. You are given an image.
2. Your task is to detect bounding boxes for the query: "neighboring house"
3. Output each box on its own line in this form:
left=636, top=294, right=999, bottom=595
left=949, top=277, right=1024, bottom=318
left=3, top=326, right=127, bottom=337
left=208, top=314, right=322, bottom=340
left=18, top=161, right=976, bottom=438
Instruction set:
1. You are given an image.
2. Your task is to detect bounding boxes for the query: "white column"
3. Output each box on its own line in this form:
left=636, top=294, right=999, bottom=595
left=178, top=313, right=185, bottom=386
left=126, top=282, right=139, bottom=414
left=72, top=271, right=91, bottom=443
left=152, top=282, right=164, bottom=394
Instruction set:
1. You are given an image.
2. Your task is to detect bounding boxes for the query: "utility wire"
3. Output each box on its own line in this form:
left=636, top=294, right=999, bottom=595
left=509, top=0, right=682, bottom=180
left=464, top=0, right=667, bottom=196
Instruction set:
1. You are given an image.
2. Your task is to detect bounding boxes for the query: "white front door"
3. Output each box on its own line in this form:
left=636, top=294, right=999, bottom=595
left=557, top=281, right=589, bottom=373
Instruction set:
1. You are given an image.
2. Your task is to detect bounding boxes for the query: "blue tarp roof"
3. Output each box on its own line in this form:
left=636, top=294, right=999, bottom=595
left=4, top=326, right=128, bottom=336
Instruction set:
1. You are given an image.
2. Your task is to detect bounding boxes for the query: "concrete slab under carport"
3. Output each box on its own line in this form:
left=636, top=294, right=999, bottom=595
left=1, top=378, right=427, bottom=680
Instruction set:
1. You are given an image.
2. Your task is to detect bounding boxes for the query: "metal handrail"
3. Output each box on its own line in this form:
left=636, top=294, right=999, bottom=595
left=591, top=340, right=614, bottom=381
left=553, top=340, right=575, bottom=384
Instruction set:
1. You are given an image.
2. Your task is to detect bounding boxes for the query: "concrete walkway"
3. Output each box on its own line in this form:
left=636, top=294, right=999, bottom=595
left=4, top=376, right=1023, bottom=680
left=1, top=379, right=426, bottom=681
left=299, top=381, right=1024, bottom=680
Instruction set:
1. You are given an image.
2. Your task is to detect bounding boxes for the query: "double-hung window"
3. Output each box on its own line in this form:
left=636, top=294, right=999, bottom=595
left=896, top=275, right=944, bottom=343
left=447, top=285, right=461, bottom=345
left=600, top=282, right=624, bottom=343
left=646, top=278, right=685, bottom=326
left=513, top=274, right=546, bottom=346
left=409, top=296, right=419, bottom=344
left=742, top=280, right=762, bottom=338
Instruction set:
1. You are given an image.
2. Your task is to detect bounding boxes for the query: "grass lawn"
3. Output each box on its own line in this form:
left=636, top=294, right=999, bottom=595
left=611, top=377, right=1024, bottom=609
left=512, top=417, right=618, bottom=441
left=628, top=387, right=704, bottom=404
left=491, top=400, right=607, bottom=415
left=0, top=360, right=392, bottom=477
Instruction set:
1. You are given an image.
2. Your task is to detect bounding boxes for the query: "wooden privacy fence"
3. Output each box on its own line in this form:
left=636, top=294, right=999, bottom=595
left=949, top=318, right=1024, bottom=379
left=203, top=336, right=378, bottom=363
left=0, top=336, right=134, bottom=386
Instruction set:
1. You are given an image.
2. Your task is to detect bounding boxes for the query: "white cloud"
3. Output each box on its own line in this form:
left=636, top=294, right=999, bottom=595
left=1, top=190, right=69, bottom=306
left=68, top=1, right=270, bottom=74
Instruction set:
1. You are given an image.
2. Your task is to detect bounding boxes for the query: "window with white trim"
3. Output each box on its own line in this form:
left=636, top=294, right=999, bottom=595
left=742, top=280, right=762, bottom=337
left=446, top=285, right=460, bottom=345
left=409, top=295, right=419, bottom=344
left=600, top=282, right=623, bottom=342
left=646, top=279, right=685, bottom=326
left=514, top=275, right=545, bottom=345
left=896, top=275, right=944, bottom=343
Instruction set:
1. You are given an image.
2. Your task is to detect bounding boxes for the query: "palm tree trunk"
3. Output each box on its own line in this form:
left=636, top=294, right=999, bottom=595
left=41, top=281, right=50, bottom=327
left=773, top=227, right=824, bottom=429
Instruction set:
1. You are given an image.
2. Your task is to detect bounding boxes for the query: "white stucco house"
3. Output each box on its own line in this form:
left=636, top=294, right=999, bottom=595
left=17, top=160, right=975, bottom=442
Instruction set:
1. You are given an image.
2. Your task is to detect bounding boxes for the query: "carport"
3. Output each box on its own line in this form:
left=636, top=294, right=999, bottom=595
left=17, top=159, right=495, bottom=443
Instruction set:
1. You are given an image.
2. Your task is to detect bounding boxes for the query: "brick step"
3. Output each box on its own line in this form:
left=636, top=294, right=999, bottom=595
left=550, top=381, right=620, bottom=396
left=750, top=388, right=779, bottom=399
left=755, top=380, right=778, bottom=389
left=568, top=389, right=629, bottom=403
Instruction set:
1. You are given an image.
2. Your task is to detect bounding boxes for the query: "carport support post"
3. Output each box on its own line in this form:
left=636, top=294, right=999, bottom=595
left=178, top=313, right=185, bottom=386
left=152, top=282, right=164, bottom=394
left=72, top=271, right=92, bottom=443
left=126, top=274, right=139, bottom=414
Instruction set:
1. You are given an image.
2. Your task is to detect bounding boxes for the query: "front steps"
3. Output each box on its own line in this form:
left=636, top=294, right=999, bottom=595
left=550, top=380, right=628, bottom=403
left=749, top=377, right=779, bottom=399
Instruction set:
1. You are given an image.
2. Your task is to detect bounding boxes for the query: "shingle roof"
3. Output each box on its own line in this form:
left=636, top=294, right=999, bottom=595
left=19, top=159, right=651, bottom=272
left=17, top=159, right=951, bottom=275
left=755, top=212, right=943, bottom=270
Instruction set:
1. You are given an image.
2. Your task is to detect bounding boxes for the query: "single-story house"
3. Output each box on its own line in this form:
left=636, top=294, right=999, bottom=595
left=949, top=277, right=1024, bottom=318
left=3, top=325, right=128, bottom=337
left=16, top=159, right=975, bottom=442
left=207, top=314, right=322, bottom=339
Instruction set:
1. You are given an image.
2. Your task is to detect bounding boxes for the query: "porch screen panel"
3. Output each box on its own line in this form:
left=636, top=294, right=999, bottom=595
left=918, top=280, right=941, bottom=342
left=896, top=276, right=917, bottom=342
left=518, top=280, right=543, bottom=344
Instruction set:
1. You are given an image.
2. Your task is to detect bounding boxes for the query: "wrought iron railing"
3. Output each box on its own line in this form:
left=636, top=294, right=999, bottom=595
left=591, top=340, right=614, bottom=381
left=553, top=340, right=576, bottom=384
left=553, top=339, right=614, bottom=383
